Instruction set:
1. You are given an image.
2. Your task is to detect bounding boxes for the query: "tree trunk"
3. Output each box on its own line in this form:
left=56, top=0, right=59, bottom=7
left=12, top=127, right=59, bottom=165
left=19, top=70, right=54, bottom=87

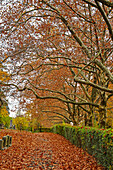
left=99, top=92, right=107, bottom=128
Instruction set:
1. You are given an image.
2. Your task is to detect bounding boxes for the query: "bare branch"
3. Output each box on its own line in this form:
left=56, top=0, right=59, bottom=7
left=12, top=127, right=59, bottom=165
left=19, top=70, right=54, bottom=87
left=95, top=0, right=113, bottom=40
left=74, top=77, right=113, bottom=93
left=95, top=59, right=113, bottom=83
left=97, top=0, right=113, bottom=7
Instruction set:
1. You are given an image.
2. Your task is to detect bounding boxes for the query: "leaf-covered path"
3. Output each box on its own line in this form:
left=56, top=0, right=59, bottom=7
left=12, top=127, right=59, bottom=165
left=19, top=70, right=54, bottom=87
left=0, top=130, right=105, bottom=169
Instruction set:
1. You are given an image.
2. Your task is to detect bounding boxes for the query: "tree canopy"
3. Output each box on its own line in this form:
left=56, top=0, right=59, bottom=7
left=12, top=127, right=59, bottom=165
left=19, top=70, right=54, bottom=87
left=0, top=0, right=113, bottom=127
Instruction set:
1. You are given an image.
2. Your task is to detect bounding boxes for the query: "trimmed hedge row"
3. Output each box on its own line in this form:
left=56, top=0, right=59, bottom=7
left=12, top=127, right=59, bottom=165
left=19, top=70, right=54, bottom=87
left=33, top=127, right=52, bottom=133
left=39, top=127, right=52, bottom=132
left=51, top=124, right=113, bottom=169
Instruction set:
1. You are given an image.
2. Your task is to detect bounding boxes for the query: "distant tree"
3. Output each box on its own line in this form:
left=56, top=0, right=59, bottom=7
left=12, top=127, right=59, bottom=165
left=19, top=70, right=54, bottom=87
left=13, top=116, right=29, bottom=130
left=0, top=66, right=10, bottom=125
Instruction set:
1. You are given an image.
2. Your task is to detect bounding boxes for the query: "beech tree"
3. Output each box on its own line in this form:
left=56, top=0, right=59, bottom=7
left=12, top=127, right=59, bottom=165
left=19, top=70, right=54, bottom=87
left=0, top=0, right=113, bottom=127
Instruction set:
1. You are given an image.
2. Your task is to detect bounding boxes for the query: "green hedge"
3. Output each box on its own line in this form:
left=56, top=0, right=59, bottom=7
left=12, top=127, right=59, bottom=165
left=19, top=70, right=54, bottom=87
left=51, top=124, right=113, bottom=169
left=39, top=127, right=52, bottom=132
left=33, top=127, right=52, bottom=133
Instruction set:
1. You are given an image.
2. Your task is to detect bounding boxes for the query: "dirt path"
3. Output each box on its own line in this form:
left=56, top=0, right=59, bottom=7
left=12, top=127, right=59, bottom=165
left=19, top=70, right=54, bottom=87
left=0, top=130, right=106, bottom=169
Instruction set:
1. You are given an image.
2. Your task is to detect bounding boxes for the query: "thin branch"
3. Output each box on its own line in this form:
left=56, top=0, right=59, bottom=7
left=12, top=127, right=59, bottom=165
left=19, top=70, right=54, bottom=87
left=95, top=0, right=113, bottom=40
left=82, top=0, right=98, bottom=8
left=95, top=59, right=113, bottom=83
left=42, top=110, right=70, bottom=122
left=97, top=0, right=113, bottom=7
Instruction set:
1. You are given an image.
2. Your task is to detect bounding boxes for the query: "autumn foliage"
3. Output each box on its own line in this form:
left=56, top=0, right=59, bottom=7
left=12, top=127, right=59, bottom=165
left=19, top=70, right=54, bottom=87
left=0, top=0, right=113, bottom=128
left=0, top=129, right=105, bottom=169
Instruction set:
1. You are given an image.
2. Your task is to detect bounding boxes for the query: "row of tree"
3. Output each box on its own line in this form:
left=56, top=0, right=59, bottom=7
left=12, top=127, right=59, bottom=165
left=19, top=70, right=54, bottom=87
left=0, top=0, right=113, bottom=128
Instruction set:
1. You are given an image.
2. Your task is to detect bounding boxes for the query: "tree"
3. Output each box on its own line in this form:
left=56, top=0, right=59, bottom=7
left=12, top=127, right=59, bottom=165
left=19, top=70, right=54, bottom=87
left=13, top=116, right=29, bottom=130
left=0, top=0, right=113, bottom=127
left=0, top=64, right=10, bottom=125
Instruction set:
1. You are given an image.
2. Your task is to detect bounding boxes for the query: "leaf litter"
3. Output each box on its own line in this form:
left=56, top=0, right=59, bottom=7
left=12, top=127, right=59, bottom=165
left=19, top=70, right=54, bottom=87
left=0, top=129, right=106, bottom=169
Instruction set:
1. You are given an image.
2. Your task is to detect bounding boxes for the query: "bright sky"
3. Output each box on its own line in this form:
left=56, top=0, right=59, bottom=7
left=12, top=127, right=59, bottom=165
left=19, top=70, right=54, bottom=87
left=8, top=97, right=19, bottom=117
